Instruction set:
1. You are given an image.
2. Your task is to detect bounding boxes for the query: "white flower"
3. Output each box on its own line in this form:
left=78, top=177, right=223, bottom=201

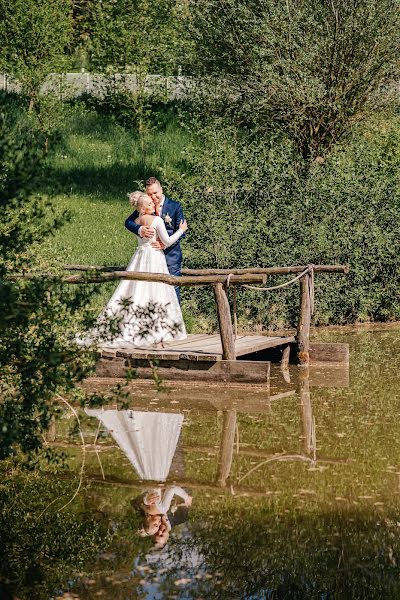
left=164, top=213, right=172, bottom=225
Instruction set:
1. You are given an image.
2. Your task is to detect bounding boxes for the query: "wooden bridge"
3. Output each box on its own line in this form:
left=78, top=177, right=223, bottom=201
left=64, top=263, right=349, bottom=382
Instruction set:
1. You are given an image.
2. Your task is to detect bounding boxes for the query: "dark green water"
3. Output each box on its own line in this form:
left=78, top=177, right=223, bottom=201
left=1, top=324, right=400, bottom=599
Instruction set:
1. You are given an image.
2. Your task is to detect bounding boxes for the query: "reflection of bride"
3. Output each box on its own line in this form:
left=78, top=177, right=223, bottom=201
left=85, top=409, right=184, bottom=482
left=101, top=192, right=188, bottom=348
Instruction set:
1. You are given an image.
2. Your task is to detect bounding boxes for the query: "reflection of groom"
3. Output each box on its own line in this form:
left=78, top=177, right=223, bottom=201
left=125, top=176, right=185, bottom=303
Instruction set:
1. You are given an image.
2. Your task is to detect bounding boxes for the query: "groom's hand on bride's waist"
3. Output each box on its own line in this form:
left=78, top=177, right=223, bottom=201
left=151, top=240, right=166, bottom=251
left=139, top=226, right=154, bottom=239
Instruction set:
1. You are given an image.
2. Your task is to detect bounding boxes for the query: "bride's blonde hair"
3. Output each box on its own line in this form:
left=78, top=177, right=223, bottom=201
left=128, top=190, right=144, bottom=208
left=128, top=191, right=153, bottom=215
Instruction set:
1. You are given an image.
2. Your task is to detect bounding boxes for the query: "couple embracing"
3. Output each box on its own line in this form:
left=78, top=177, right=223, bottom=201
left=102, top=177, right=188, bottom=348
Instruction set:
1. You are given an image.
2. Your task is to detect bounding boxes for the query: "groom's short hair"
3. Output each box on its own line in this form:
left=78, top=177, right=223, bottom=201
left=145, top=176, right=161, bottom=187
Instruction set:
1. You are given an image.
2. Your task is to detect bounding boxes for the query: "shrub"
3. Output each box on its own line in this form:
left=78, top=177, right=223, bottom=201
left=170, top=115, right=400, bottom=329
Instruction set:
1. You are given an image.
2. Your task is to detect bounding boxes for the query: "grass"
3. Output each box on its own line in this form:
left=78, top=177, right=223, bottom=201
left=44, top=106, right=191, bottom=313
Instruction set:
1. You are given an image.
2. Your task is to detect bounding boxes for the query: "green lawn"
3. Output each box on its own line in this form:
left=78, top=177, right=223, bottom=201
left=49, top=108, right=187, bottom=265
left=46, top=107, right=191, bottom=313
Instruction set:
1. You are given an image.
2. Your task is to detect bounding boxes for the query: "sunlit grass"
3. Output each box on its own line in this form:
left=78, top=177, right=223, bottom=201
left=46, top=107, right=190, bottom=313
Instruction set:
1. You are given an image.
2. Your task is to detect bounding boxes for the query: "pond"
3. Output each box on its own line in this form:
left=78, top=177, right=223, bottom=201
left=1, top=324, right=400, bottom=599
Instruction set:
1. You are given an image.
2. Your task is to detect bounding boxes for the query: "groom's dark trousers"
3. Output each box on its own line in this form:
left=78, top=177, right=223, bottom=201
left=124, top=195, right=185, bottom=304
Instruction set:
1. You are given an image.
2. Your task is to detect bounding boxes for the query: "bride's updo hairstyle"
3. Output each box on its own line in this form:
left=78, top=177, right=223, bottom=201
left=128, top=191, right=153, bottom=214
left=128, top=190, right=144, bottom=208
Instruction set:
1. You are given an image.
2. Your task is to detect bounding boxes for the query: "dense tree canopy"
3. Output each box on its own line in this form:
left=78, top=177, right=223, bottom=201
left=188, top=0, right=400, bottom=158
left=0, top=0, right=73, bottom=103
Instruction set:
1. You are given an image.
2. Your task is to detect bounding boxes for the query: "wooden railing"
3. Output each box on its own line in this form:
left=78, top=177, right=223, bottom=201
left=62, top=263, right=349, bottom=366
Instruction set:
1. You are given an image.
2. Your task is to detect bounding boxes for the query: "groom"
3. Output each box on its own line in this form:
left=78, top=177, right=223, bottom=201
left=124, top=176, right=185, bottom=303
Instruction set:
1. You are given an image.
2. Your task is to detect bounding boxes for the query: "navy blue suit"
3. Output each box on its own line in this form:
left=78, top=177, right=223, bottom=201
left=125, top=196, right=185, bottom=303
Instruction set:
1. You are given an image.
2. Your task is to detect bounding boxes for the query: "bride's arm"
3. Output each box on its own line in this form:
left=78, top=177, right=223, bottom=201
left=157, top=486, right=192, bottom=513
left=155, top=217, right=184, bottom=247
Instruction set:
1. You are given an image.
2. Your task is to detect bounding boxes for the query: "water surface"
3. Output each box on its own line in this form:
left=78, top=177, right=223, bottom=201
left=2, top=324, right=400, bottom=599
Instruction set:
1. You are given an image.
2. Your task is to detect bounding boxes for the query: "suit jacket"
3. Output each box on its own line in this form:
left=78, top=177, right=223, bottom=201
left=168, top=505, right=189, bottom=528
left=125, top=196, right=185, bottom=269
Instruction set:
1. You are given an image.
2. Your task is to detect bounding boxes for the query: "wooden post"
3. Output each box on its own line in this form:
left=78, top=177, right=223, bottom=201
left=213, top=282, right=236, bottom=361
left=298, top=367, right=315, bottom=458
left=216, top=409, right=237, bottom=487
left=45, top=417, right=56, bottom=442
left=297, top=273, right=311, bottom=366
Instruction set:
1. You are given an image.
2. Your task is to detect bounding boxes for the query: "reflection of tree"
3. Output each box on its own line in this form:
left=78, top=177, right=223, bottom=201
left=64, top=501, right=400, bottom=599
left=176, top=507, right=400, bottom=599
left=0, top=474, right=112, bottom=600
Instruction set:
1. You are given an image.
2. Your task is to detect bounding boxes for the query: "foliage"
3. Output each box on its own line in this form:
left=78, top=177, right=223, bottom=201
left=0, top=472, right=112, bottom=600
left=0, top=93, right=101, bottom=460
left=78, top=89, right=158, bottom=137
left=86, top=0, right=191, bottom=135
left=89, top=0, right=189, bottom=75
left=0, top=0, right=74, bottom=153
left=187, top=0, right=400, bottom=159
left=169, top=115, right=400, bottom=329
left=0, top=0, right=73, bottom=106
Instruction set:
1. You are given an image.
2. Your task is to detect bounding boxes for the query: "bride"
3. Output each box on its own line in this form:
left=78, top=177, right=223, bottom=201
left=100, top=192, right=188, bottom=348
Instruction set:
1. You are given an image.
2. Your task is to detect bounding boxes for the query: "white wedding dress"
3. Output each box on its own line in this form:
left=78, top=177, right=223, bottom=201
left=101, top=216, right=187, bottom=348
left=85, top=409, right=184, bottom=481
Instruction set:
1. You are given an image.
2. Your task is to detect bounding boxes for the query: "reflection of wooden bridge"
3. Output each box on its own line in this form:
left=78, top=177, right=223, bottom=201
left=65, top=263, right=349, bottom=382
left=49, top=367, right=350, bottom=497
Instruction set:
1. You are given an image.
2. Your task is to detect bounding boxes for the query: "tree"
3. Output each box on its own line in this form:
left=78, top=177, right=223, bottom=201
left=87, top=0, right=190, bottom=137
left=0, top=0, right=73, bottom=154
left=0, top=95, right=100, bottom=460
left=89, top=0, right=189, bottom=75
left=188, top=0, right=400, bottom=159
left=0, top=0, right=73, bottom=109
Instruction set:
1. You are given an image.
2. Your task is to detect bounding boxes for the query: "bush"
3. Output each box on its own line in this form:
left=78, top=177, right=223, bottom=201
left=169, top=115, right=400, bottom=329
left=0, top=473, right=111, bottom=598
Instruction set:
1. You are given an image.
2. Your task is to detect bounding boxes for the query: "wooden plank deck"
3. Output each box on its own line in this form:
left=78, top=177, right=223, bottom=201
left=100, top=333, right=295, bottom=362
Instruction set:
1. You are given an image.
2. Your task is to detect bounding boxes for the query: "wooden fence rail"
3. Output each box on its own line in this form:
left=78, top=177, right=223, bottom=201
left=9, top=264, right=349, bottom=366
left=65, top=264, right=349, bottom=275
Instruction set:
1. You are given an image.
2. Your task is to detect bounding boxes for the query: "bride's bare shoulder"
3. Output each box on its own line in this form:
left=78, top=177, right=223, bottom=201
left=136, top=214, right=156, bottom=226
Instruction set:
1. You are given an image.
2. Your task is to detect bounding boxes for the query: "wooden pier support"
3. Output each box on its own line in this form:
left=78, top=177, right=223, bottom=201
left=213, top=283, right=236, bottom=361
left=216, top=409, right=237, bottom=487
left=298, top=368, right=315, bottom=458
left=297, top=272, right=312, bottom=366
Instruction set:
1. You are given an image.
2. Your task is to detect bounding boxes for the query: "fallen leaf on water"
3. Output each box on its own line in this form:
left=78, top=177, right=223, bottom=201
left=174, top=578, right=192, bottom=586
